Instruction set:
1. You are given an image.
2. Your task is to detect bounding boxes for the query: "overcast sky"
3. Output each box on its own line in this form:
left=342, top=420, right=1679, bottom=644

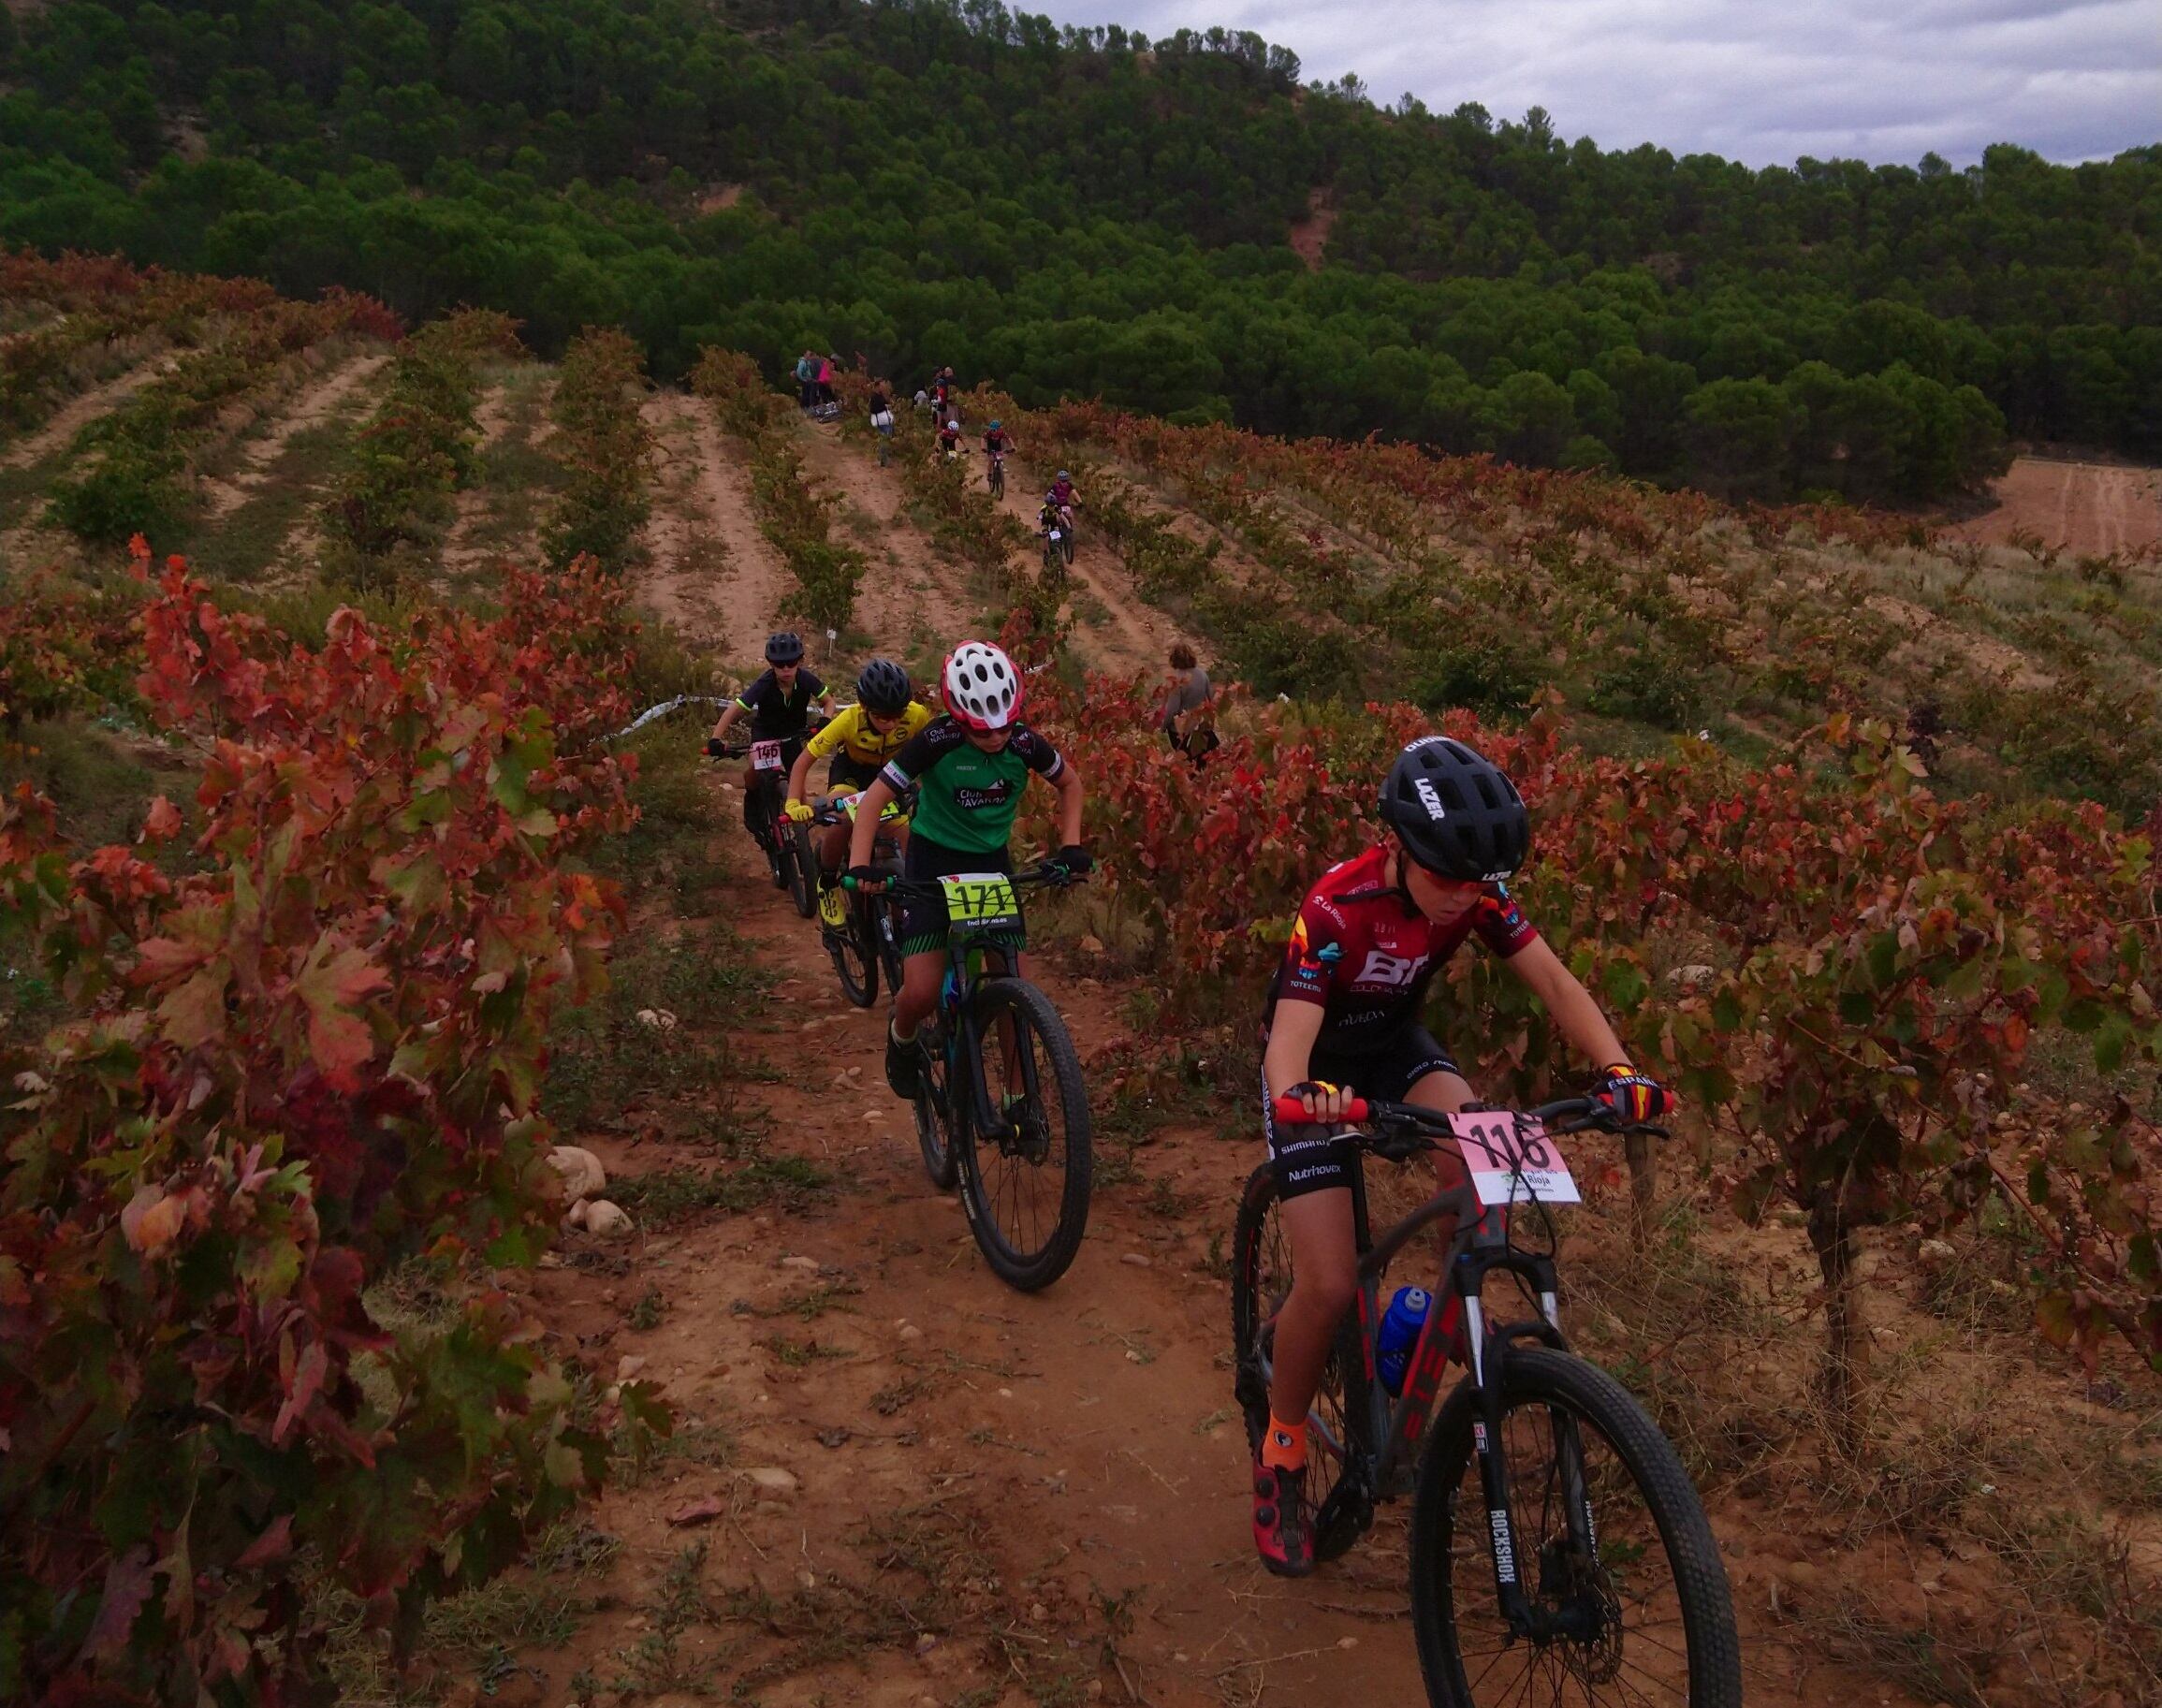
left=1044, top=0, right=2162, bottom=168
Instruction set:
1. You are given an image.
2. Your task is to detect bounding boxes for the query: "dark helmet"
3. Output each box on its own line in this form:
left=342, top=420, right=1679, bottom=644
left=856, top=656, right=911, bottom=716
left=765, top=631, right=804, bottom=665
left=1378, top=736, right=1530, bottom=882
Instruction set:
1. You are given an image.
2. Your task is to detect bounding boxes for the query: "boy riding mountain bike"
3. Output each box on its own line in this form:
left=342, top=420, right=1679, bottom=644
left=707, top=631, right=835, bottom=843
left=1250, top=735, right=1672, bottom=1577
left=784, top=657, right=931, bottom=924
left=843, top=641, right=1089, bottom=1101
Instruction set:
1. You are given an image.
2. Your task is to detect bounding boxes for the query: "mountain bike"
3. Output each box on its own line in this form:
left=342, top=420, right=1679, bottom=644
left=710, top=737, right=810, bottom=902
left=987, top=450, right=1006, bottom=500
left=809, top=790, right=909, bottom=1007
left=1232, top=1094, right=1741, bottom=1708
left=848, top=864, right=1092, bottom=1290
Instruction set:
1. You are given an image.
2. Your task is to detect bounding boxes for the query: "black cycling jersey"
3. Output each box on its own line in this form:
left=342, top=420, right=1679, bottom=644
left=736, top=667, right=826, bottom=740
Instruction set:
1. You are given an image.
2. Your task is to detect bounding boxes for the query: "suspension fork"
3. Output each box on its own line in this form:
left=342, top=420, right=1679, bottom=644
left=953, top=945, right=1034, bottom=1140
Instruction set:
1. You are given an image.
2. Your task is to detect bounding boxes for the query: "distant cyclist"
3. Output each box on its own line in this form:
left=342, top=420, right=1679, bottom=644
left=1249, top=736, right=1671, bottom=1577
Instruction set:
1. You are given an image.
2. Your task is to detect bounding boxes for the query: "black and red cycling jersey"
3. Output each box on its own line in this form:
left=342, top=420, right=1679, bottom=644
left=1265, top=844, right=1538, bottom=1047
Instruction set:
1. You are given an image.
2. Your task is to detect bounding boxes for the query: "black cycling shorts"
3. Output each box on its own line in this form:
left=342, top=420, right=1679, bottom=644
left=896, top=835, right=1013, bottom=958
left=825, top=753, right=881, bottom=793
left=1262, top=1024, right=1463, bottom=1201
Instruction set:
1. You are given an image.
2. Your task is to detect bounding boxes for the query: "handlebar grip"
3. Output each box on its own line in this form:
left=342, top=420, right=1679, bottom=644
left=1272, top=1094, right=1370, bottom=1125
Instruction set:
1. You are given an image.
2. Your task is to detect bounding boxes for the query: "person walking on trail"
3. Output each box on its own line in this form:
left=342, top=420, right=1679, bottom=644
left=1160, top=642, right=1217, bottom=765
left=869, top=383, right=896, bottom=464
left=795, top=350, right=818, bottom=411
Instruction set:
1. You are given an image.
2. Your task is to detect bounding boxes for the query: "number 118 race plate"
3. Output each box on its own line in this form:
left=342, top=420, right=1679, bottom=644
left=1447, top=1112, right=1581, bottom=1207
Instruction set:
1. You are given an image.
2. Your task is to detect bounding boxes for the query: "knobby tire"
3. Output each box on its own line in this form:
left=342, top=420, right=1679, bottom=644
left=783, top=823, right=817, bottom=918
left=1230, top=1161, right=1374, bottom=1563
left=1409, top=1346, right=1742, bottom=1708
left=914, top=1026, right=958, bottom=1190
left=957, top=977, right=1091, bottom=1291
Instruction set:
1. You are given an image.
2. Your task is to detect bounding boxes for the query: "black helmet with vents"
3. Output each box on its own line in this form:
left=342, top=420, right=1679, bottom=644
left=1378, top=736, right=1530, bottom=883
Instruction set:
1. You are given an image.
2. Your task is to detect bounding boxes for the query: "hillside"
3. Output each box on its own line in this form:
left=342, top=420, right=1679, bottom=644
left=0, top=0, right=2157, bottom=504
left=2, top=259, right=2159, bottom=1708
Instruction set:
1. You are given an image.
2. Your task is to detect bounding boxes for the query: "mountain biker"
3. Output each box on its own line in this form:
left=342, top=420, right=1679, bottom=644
left=843, top=640, right=1088, bottom=1101
left=784, top=657, right=931, bottom=923
left=1249, top=735, right=1672, bottom=1578
left=708, top=632, right=834, bottom=841
left=983, top=420, right=1013, bottom=460
left=936, top=416, right=963, bottom=458
left=1045, top=470, right=1077, bottom=518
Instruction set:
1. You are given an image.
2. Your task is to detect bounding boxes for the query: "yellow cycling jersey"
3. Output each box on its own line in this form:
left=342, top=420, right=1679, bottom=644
left=807, top=699, right=932, bottom=766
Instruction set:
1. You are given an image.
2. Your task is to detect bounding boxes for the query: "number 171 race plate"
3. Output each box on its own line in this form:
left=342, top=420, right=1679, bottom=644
left=1447, top=1112, right=1581, bottom=1207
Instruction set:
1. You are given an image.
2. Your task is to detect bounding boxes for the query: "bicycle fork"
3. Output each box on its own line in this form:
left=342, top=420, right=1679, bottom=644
left=1456, top=1247, right=1601, bottom=1644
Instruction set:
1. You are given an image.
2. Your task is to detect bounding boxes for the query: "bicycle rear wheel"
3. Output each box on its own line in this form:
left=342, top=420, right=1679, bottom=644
left=1410, top=1346, right=1741, bottom=1708
left=1230, top=1161, right=1375, bottom=1563
left=913, top=1024, right=957, bottom=1190
left=957, top=977, right=1091, bottom=1291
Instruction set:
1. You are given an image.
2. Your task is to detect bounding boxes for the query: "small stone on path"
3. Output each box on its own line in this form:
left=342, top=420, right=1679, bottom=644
left=1120, top=1251, right=1150, bottom=1267
left=740, top=1465, right=799, bottom=1494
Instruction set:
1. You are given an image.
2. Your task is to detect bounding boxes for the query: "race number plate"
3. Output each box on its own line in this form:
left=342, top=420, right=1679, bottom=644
left=835, top=790, right=907, bottom=824
left=1448, top=1112, right=1581, bottom=1207
left=1047, top=529, right=1063, bottom=541
left=750, top=739, right=785, bottom=773
left=940, top=872, right=1022, bottom=935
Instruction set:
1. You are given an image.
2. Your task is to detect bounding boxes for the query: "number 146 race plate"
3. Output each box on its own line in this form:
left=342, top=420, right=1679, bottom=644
left=1447, top=1112, right=1581, bottom=1207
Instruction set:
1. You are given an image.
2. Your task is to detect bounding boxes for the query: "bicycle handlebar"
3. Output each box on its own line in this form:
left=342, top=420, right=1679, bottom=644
left=841, top=864, right=1088, bottom=894
left=1268, top=1093, right=1667, bottom=1141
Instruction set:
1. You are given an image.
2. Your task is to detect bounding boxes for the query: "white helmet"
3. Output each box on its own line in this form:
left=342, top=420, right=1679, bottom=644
left=942, top=640, right=1023, bottom=732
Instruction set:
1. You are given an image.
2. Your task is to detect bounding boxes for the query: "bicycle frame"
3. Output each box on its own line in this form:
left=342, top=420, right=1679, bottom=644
left=1263, top=1111, right=1604, bottom=1642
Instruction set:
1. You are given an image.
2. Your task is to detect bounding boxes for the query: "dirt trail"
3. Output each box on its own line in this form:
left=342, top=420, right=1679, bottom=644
left=984, top=447, right=1183, bottom=678
left=523, top=814, right=1422, bottom=1705
left=197, top=351, right=388, bottom=520
left=1944, top=455, right=2162, bottom=558
left=0, top=343, right=170, bottom=470
left=639, top=390, right=794, bottom=676
left=788, top=417, right=978, bottom=662
left=513, top=781, right=1858, bottom=1708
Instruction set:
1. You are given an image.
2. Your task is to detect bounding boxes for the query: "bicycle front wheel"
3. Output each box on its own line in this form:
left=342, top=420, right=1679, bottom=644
left=828, top=899, right=877, bottom=1007
left=1410, top=1347, right=1741, bottom=1708
left=783, top=825, right=817, bottom=918
left=957, top=977, right=1091, bottom=1291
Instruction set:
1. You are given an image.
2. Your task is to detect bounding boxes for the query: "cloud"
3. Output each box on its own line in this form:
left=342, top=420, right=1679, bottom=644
left=1042, top=0, right=2162, bottom=166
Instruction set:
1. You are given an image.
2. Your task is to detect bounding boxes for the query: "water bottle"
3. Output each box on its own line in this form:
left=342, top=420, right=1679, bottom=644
left=1376, top=1286, right=1433, bottom=1394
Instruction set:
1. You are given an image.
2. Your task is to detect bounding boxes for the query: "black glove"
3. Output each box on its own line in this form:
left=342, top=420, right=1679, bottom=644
left=1592, top=1065, right=1673, bottom=1123
left=704, top=737, right=726, bottom=757
left=843, top=864, right=881, bottom=890
left=1046, top=844, right=1093, bottom=878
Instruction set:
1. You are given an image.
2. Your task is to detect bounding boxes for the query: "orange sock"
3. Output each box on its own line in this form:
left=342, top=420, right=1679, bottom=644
left=1260, top=1414, right=1307, bottom=1471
